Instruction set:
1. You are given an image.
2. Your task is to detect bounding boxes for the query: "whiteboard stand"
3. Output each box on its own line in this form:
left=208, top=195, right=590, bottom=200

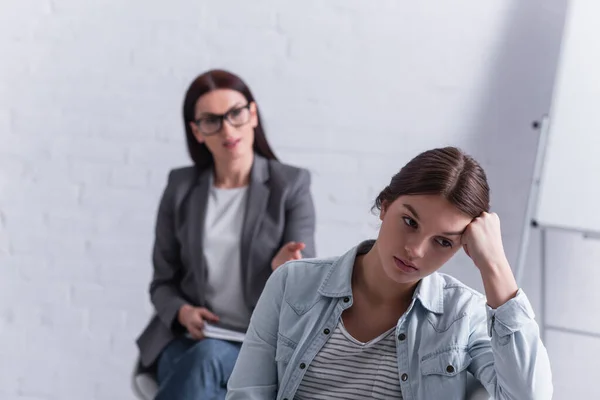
left=515, top=115, right=600, bottom=342
left=515, top=116, right=551, bottom=285
left=514, top=115, right=551, bottom=342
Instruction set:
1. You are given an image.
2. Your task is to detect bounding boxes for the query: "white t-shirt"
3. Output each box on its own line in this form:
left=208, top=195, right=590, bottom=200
left=202, top=184, right=251, bottom=332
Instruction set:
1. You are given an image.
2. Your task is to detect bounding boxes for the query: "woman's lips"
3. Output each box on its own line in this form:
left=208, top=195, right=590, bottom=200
left=223, top=138, right=241, bottom=149
left=393, top=257, right=418, bottom=273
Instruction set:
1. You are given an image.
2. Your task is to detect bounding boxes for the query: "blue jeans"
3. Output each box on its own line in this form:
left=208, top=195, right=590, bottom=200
left=156, top=336, right=241, bottom=400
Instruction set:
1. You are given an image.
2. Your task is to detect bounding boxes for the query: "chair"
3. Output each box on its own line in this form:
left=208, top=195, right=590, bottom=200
left=132, top=357, right=158, bottom=400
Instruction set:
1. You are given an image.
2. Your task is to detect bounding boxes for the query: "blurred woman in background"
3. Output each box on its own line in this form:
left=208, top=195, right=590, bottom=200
left=136, top=69, right=316, bottom=400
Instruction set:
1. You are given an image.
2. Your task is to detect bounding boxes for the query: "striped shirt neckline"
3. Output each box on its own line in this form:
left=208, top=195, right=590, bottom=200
left=294, top=320, right=403, bottom=399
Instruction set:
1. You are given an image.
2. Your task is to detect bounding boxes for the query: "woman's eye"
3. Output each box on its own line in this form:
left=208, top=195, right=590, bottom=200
left=435, top=238, right=453, bottom=248
left=403, top=217, right=418, bottom=228
left=204, top=116, right=220, bottom=124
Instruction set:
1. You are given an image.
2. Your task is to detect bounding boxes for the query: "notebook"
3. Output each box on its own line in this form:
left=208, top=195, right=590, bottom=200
left=185, top=323, right=246, bottom=342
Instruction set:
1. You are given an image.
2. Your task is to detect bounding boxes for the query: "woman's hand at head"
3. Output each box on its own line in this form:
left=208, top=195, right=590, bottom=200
left=462, top=212, right=509, bottom=272
left=462, top=212, right=519, bottom=308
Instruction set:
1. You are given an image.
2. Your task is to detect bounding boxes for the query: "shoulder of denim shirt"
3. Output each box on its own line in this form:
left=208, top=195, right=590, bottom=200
left=277, top=256, right=339, bottom=286
left=419, top=272, right=487, bottom=316
left=274, top=256, right=341, bottom=312
left=437, top=272, right=485, bottom=297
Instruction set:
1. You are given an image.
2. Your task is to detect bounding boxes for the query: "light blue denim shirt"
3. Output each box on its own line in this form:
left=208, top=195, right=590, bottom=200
left=227, top=241, right=553, bottom=399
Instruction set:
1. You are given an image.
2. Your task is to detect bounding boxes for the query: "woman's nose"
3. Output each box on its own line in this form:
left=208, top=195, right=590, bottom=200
left=405, top=239, right=426, bottom=259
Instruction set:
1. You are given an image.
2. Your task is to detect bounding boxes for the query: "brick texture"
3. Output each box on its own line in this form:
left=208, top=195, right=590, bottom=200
left=0, top=0, right=577, bottom=398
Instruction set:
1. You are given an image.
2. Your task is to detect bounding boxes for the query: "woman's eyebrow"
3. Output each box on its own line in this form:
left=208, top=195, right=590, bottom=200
left=197, top=102, right=245, bottom=117
left=403, top=204, right=420, bottom=220
left=441, top=230, right=465, bottom=236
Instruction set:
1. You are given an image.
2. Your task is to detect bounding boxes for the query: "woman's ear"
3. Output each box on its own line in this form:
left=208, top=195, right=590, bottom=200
left=249, top=102, right=258, bottom=128
left=379, top=200, right=389, bottom=221
left=190, top=122, right=205, bottom=143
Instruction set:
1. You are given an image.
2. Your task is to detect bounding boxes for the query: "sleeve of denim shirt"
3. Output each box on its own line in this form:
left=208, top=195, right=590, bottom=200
left=226, top=264, right=288, bottom=400
left=467, top=289, right=553, bottom=400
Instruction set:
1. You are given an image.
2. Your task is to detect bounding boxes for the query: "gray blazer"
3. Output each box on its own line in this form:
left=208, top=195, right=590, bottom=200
left=136, top=155, right=316, bottom=368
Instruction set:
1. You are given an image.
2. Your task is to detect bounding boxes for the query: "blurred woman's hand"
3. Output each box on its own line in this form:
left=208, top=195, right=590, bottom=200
left=177, top=305, right=220, bottom=340
left=271, top=241, right=305, bottom=271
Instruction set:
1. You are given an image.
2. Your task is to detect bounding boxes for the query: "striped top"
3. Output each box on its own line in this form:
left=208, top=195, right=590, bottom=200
left=295, top=321, right=403, bottom=399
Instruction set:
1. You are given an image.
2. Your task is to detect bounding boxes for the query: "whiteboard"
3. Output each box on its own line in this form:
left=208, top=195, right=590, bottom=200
left=535, top=0, right=600, bottom=234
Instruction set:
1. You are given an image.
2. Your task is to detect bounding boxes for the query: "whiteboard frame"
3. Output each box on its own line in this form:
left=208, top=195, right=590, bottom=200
left=531, top=0, right=600, bottom=234
left=516, top=114, right=600, bottom=342
left=516, top=115, right=585, bottom=343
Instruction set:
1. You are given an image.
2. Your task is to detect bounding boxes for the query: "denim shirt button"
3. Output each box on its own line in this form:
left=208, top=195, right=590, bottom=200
left=300, top=363, right=306, bottom=369
left=323, top=328, right=331, bottom=335
left=401, top=373, right=408, bottom=381
left=343, top=297, right=350, bottom=303
left=446, top=365, right=455, bottom=373
left=398, top=333, right=406, bottom=341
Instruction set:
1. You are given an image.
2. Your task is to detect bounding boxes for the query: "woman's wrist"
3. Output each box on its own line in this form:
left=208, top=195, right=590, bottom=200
left=177, top=304, right=193, bottom=325
left=479, top=258, right=519, bottom=309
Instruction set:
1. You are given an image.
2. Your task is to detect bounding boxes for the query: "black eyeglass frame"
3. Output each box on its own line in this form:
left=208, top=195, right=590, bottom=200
left=193, top=103, right=252, bottom=136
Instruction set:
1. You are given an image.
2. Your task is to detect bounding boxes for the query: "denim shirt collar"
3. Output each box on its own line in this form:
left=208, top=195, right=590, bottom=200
left=317, top=240, right=445, bottom=314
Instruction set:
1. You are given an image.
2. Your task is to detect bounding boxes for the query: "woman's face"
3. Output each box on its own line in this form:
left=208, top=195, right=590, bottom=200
left=190, top=89, right=258, bottom=163
left=376, top=194, right=473, bottom=285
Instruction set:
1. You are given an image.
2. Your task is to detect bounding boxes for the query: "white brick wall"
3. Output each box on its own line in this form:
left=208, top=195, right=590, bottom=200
left=0, top=0, right=582, bottom=398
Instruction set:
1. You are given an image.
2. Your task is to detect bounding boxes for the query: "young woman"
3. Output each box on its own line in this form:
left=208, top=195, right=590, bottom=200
left=226, top=147, right=552, bottom=399
left=136, top=70, right=316, bottom=400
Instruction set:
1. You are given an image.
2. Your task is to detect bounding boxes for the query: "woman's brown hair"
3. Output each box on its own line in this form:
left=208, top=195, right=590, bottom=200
left=374, top=147, right=490, bottom=218
left=182, top=69, right=277, bottom=170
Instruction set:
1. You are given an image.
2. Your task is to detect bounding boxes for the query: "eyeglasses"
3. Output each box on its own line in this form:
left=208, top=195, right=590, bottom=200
left=193, top=104, right=252, bottom=136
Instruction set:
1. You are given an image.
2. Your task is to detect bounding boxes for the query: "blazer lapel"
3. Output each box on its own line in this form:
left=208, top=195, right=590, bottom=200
left=187, top=167, right=212, bottom=291
left=241, top=155, right=270, bottom=281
